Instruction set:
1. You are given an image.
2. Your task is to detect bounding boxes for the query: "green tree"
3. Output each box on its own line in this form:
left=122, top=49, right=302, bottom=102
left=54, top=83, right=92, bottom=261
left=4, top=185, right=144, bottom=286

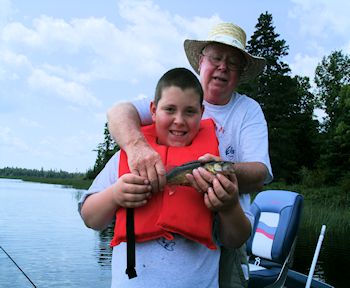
left=86, top=123, right=119, bottom=179
left=314, top=51, right=350, bottom=184
left=318, top=84, right=350, bottom=183
left=239, top=12, right=319, bottom=182
left=315, top=51, right=350, bottom=131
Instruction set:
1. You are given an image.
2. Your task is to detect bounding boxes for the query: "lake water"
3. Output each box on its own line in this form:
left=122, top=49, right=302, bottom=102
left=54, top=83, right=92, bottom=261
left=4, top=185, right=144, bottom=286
left=0, top=178, right=111, bottom=288
left=0, top=178, right=346, bottom=287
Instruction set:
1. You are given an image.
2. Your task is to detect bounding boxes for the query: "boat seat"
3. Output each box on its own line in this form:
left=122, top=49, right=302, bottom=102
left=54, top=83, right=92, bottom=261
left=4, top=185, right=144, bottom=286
left=247, top=190, right=304, bottom=288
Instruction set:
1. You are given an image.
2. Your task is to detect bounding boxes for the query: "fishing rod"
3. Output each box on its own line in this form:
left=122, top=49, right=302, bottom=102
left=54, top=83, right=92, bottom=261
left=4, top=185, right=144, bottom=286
left=0, top=245, right=37, bottom=288
left=305, top=225, right=326, bottom=288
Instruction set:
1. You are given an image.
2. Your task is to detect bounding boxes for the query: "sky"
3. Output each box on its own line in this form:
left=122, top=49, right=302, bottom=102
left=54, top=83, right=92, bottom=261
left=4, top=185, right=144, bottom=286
left=1, top=0, right=350, bottom=173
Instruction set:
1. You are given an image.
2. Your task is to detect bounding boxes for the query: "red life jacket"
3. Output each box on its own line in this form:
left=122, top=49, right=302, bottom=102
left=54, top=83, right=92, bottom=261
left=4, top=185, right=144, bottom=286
left=110, top=119, right=219, bottom=250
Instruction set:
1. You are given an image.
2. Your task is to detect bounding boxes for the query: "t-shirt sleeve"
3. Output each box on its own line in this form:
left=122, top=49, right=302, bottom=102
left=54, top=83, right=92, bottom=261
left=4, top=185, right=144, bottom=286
left=78, top=151, right=120, bottom=214
left=132, top=96, right=153, bottom=125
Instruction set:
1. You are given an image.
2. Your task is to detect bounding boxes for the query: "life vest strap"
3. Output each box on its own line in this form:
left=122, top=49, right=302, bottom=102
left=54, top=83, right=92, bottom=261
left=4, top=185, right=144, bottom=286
left=126, top=208, right=137, bottom=279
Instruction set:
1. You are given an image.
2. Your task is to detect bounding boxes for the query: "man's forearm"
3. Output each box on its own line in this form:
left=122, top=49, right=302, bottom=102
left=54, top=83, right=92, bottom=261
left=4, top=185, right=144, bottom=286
left=234, top=162, right=268, bottom=194
left=107, top=102, right=146, bottom=152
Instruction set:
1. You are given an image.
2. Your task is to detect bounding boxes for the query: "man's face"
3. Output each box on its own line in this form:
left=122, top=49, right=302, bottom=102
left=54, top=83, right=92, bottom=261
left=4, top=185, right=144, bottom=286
left=199, top=43, right=245, bottom=105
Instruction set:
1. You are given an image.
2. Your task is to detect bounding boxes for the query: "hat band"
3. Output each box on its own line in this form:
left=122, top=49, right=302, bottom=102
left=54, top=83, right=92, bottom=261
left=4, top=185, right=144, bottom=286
left=208, top=35, right=245, bottom=50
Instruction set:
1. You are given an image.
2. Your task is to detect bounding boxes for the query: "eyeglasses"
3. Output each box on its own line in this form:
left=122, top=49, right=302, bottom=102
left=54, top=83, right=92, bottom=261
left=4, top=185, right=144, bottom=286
left=201, top=53, right=245, bottom=71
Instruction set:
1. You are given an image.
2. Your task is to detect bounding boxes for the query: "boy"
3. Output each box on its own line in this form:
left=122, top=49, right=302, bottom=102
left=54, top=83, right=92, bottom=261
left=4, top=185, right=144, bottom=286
left=79, top=68, right=251, bottom=288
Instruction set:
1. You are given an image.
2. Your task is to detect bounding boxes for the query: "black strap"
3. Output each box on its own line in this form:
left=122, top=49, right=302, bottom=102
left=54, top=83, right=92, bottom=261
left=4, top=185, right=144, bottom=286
left=126, top=208, right=137, bottom=279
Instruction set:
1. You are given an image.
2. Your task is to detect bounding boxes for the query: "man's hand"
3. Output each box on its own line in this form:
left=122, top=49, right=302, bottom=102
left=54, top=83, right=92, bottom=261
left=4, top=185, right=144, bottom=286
left=107, top=102, right=166, bottom=194
left=126, top=141, right=166, bottom=194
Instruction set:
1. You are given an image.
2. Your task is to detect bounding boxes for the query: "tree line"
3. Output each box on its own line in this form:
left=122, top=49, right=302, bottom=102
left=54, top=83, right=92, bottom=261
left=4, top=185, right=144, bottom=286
left=88, top=12, right=350, bottom=196
left=0, top=167, right=85, bottom=179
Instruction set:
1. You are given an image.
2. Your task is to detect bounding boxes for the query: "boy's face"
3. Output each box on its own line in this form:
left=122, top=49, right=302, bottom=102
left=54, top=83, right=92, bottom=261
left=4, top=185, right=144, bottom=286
left=150, top=86, right=204, bottom=147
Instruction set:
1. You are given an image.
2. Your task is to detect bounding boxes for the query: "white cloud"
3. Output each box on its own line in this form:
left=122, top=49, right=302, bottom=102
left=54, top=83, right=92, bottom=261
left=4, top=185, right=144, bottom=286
left=289, top=53, right=320, bottom=80
left=289, top=0, right=350, bottom=38
left=27, top=69, right=101, bottom=107
left=0, top=0, right=225, bottom=87
left=2, top=16, right=82, bottom=52
left=174, top=14, right=222, bottom=39
left=0, top=49, right=31, bottom=68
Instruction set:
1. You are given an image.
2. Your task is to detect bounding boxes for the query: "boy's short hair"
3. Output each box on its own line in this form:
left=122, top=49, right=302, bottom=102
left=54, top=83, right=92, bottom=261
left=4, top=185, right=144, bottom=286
left=154, top=67, right=203, bottom=106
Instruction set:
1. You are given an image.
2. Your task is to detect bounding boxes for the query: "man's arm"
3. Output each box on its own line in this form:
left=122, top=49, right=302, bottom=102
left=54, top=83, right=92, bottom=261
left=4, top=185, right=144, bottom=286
left=233, top=162, right=267, bottom=194
left=107, top=102, right=166, bottom=193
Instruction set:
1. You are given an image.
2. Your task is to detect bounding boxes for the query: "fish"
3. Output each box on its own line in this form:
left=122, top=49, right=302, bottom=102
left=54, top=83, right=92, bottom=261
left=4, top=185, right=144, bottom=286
left=166, top=160, right=235, bottom=186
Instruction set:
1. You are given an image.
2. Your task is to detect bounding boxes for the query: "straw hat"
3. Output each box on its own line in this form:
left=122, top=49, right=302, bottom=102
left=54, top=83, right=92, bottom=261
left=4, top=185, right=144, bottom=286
left=184, top=22, right=266, bottom=83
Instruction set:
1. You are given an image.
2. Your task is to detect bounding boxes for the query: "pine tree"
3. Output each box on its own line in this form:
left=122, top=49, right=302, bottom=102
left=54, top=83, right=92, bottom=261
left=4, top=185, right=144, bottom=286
left=238, top=12, right=319, bottom=182
left=86, top=123, right=119, bottom=179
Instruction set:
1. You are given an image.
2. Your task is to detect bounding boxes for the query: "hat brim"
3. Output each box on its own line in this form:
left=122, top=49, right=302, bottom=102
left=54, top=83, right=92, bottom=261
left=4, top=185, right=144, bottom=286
left=184, top=39, right=266, bottom=84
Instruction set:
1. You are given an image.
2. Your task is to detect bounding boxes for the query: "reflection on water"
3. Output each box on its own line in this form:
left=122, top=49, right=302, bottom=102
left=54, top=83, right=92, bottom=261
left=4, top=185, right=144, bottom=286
left=293, top=226, right=348, bottom=288
left=97, top=225, right=113, bottom=267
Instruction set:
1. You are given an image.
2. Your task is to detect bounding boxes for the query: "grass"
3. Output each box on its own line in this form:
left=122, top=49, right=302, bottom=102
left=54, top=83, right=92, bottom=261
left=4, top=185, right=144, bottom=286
left=263, top=181, right=350, bottom=234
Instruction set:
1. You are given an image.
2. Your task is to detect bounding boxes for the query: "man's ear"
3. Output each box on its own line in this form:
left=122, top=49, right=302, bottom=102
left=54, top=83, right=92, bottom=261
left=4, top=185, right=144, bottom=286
left=198, top=54, right=204, bottom=73
left=150, top=101, right=156, bottom=122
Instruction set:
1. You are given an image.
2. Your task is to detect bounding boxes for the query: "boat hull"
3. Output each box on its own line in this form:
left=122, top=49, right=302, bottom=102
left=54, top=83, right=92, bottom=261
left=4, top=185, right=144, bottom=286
left=285, top=269, right=334, bottom=288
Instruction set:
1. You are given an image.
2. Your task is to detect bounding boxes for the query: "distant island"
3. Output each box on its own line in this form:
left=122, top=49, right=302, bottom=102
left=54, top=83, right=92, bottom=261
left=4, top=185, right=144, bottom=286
left=0, top=167, right=92, bottom=189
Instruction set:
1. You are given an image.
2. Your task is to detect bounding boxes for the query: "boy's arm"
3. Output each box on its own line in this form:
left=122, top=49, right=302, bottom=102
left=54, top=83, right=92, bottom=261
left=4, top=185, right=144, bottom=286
left=81, top=174, right=152, bottom=231
left=107, top=102, right=166, bottom=193
left=203, top=173, right=251, bottom=248
left=186, top=154, right=252, bottom=247
left=80, top=183, right=120, bottom=230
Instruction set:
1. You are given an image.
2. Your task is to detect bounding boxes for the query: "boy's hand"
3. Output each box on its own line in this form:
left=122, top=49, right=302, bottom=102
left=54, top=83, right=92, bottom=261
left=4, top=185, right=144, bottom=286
left=184, top=153, right=222, bottom=193
left=185, top=153, right=239, bottom=211
left=204, top=173, right=239, bottom=212
left=113, top=173, right=152, bottom=208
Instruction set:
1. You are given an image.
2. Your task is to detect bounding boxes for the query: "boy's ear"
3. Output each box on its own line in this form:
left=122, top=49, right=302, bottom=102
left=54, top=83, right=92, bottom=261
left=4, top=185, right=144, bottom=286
left=150, top=101, right=156, bottom=121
